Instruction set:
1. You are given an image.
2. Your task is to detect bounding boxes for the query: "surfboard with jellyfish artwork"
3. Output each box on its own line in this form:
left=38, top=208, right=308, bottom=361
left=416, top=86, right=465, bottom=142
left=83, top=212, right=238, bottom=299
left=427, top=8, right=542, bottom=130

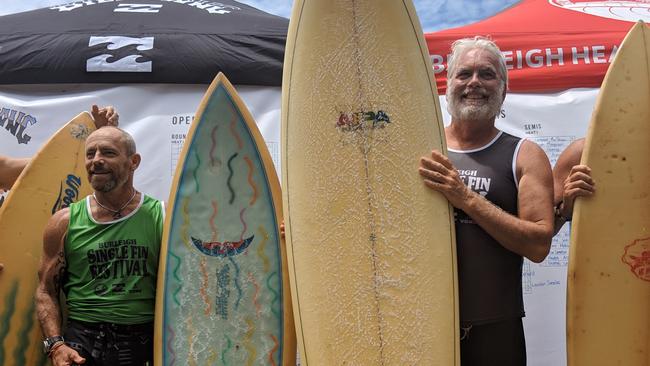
left=154, top=72, right=295, bottom=366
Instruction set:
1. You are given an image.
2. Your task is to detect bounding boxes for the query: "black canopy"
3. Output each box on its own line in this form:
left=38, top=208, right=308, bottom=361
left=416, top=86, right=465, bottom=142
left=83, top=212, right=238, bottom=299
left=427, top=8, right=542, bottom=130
left=0, top=0, right=288, bottom=86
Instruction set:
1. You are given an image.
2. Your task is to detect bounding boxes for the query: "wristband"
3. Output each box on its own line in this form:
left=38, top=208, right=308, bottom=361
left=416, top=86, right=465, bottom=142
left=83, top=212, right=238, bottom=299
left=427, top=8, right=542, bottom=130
left=47, top=341, right=65, bottom=358
left=43, top=335, right=65, bottom=355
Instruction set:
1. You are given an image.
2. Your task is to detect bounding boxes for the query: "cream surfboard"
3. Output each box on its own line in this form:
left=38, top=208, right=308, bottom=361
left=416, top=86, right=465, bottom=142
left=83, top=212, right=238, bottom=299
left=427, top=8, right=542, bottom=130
left=566, top=21, right=650, bottom=366
left=154, top=73, right=295, bottom=366
left=0, top=113, right=95, bottom=366
left=282, top=0, right=459, bottom=365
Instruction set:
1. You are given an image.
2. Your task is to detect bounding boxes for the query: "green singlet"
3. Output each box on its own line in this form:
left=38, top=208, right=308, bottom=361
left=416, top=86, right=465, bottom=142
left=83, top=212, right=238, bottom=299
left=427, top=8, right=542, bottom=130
left=64, top=194, right=164, bottom=324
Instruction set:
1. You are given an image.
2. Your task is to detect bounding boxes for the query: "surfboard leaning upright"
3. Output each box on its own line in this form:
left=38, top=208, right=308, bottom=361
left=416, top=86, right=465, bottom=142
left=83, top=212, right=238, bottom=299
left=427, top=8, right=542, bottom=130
left=282, top=0, right=459, bottom=365
left=0, top=113, right=95, bottom=366
left=154, top=73, right=295, bottom=366
left=566, top=21, right=650, bottom=366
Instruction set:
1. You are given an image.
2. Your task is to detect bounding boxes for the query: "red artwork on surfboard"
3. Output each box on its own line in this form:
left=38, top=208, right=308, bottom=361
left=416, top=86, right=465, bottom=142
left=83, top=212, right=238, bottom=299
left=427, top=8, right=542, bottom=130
left=622, top=237, right=650, bottom=282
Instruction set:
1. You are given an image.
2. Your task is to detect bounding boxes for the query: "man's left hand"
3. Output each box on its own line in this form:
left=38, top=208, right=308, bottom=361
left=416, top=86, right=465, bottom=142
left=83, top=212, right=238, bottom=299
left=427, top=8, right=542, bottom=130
left=560, top=164, right=594, bottom=218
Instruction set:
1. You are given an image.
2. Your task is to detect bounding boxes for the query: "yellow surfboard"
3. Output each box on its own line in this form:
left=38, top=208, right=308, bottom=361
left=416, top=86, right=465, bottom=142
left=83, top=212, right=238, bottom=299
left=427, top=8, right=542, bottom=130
left=282, top=0, right=459, bottom=365
left=566, top=21, right=650, bottom=366
left=0, top=113, right=95, bottom=366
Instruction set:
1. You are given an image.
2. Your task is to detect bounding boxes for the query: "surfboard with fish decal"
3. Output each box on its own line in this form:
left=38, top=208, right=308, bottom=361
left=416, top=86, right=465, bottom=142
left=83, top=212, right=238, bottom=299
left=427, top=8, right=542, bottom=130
left=154, top=72, right=295, bottom=366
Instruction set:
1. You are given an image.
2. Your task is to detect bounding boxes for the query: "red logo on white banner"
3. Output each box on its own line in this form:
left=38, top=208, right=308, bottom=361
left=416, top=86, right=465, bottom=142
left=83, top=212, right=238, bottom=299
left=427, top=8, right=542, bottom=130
left=549, top=0, right=650, bottom=22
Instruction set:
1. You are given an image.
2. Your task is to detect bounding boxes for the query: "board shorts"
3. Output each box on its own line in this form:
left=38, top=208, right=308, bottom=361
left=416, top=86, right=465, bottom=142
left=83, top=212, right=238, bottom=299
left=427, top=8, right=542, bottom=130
left=460, top=317, right=526, bottom=366
left=64, top=319, right=153, bottom=366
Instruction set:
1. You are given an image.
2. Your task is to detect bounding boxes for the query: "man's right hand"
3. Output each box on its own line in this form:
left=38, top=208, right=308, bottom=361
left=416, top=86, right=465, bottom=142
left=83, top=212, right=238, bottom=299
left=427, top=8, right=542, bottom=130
left=91, top=105, right=119, bottom=128
left=418, top=149, right=473, bottom=210
left=50, top=344, right=86, bottom=366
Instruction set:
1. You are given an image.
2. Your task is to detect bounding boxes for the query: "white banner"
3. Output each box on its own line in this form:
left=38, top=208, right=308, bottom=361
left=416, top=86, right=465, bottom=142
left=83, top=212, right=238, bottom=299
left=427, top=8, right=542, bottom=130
left=0, top=84, right=598, bottom=366
left=0, top=84, right=281, bottom=201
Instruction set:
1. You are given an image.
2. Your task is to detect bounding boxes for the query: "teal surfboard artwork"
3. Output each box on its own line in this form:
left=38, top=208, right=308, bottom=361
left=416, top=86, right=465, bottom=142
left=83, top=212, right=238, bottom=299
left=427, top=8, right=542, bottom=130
left=154, top=73, right=295, bottom=366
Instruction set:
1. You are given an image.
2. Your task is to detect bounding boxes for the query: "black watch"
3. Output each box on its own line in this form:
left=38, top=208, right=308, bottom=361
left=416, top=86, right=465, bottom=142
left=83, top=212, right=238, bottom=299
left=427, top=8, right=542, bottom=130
left=554, top=201, right=571, bottom=222
left=43, top=335, right=65, bottom=354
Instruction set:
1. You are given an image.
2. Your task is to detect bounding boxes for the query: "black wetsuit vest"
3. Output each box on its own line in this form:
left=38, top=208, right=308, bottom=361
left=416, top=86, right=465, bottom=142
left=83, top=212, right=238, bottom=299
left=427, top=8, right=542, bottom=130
left=448, top=132, right=525, bottom=326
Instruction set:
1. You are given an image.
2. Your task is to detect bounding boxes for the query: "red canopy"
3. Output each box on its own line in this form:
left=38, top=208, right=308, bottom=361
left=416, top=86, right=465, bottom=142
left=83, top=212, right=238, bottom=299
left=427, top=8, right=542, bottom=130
left=425, top=0, right=646, bottom=93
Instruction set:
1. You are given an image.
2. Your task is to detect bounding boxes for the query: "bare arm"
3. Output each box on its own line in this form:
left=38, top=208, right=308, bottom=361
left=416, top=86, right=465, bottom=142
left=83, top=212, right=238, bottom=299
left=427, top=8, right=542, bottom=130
left=35, top=208, right=85, bottom=365
left=552, top=138, right=593, bottom=234
left=419, top=141, right=554, bottom=263
left=0, top=156, right=29, bottom=272
left=0, top=155, right=30, bottom=190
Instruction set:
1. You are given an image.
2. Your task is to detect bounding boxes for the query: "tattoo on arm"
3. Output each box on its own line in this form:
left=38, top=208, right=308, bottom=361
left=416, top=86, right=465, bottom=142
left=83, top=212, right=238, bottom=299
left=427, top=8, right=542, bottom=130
left=52, top=250, right=66, bottom=295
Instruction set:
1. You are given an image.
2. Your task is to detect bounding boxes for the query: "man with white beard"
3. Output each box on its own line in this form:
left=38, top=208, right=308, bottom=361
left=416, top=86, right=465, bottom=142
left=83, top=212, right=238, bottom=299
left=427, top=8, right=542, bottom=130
left=419, top=37, right=554, bottom=366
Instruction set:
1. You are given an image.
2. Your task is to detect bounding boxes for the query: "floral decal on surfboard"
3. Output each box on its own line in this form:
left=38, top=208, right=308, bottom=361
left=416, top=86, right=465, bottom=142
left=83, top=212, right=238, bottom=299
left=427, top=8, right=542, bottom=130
left=621, top=237, right=650, bottom=282
left=69, top=123, right=91, bottom=140
left=336, top=109, right=390, bottom=132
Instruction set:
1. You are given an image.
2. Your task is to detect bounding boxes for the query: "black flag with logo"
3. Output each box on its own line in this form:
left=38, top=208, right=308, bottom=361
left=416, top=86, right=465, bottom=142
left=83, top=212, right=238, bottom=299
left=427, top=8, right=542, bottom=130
left=0, top=0, right=287, bottom=86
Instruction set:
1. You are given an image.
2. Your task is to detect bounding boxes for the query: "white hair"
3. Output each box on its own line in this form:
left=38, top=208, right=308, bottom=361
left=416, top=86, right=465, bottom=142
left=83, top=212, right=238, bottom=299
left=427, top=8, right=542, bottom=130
left=446, top=36, right=508, bottom=90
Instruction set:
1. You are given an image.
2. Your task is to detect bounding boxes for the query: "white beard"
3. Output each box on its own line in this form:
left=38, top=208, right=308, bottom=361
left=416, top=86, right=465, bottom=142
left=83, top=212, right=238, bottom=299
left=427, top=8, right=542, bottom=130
left=446, top=83, right=504, bottom=121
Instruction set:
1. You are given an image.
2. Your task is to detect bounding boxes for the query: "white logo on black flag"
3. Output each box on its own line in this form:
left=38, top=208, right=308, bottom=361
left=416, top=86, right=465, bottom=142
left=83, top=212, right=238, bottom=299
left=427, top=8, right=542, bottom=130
left=87, top=36, right=154, bottom=72
left=115, top=4, right=163, bottom=13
